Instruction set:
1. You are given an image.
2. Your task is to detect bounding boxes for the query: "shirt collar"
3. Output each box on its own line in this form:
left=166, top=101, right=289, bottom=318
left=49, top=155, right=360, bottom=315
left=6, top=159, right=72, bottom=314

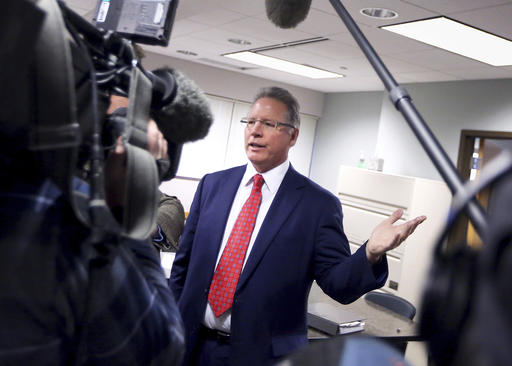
left=243, top=160, right=290, bottom=194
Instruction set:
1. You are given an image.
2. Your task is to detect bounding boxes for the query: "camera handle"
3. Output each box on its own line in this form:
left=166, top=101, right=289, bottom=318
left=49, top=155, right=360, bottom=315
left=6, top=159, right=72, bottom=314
left=122, top=66, right=160, bottom=240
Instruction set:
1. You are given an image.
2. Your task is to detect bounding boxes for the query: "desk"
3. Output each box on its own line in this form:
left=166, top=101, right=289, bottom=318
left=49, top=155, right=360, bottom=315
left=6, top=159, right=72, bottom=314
left=307, top=285, right=420, bottom=345
left=308, top=297, right=419, bottom=342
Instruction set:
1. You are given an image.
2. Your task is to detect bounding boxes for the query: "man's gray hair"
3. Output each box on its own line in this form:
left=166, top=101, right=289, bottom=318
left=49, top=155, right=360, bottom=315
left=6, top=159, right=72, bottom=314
left=253, top=87, right=300, bottom=128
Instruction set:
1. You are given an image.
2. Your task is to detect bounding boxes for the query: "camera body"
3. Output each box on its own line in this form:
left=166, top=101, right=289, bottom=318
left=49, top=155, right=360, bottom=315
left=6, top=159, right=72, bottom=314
left=0, top=0, right=181, bottom=240
left=93, top=0, right=179, bottom=46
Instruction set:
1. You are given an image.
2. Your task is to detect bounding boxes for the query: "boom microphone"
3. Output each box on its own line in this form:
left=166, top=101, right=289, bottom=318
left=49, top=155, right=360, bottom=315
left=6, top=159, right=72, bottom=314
left=265, top=0, right=312, bottom=29
left=149, top=67, right=213, bottom=144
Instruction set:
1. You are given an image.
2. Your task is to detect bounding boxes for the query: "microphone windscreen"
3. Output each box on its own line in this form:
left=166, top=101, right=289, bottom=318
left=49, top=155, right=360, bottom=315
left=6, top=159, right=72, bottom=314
left=265, top=0, right=312, bottom=29
left=151, top=68, right=213, bottom=144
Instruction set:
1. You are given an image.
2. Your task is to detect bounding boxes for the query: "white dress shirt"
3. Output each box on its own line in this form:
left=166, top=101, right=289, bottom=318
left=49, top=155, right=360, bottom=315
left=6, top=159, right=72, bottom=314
left=203, top=160, right=290, bottom=332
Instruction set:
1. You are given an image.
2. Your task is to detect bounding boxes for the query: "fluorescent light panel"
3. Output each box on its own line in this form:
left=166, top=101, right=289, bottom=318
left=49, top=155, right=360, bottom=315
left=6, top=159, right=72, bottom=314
left=382, top=17, right=512, bottom=66
left=223, top=51, right=344, bottom=79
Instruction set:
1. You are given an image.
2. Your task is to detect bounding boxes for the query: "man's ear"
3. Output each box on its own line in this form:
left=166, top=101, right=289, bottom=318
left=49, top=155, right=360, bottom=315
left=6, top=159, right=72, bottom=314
left=289, top=128, right=299, bottom=147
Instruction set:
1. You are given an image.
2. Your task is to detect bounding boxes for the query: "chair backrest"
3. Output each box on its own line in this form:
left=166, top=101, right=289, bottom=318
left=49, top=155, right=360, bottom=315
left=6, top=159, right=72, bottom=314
left=365, top=291, right=416, bottom=320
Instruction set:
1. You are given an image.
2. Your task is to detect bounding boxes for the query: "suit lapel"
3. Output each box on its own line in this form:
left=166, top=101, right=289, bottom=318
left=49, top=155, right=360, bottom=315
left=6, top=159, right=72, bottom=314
left=236, top=166, right=306, bottom=291
left=203, top=166, right=245, bottom=272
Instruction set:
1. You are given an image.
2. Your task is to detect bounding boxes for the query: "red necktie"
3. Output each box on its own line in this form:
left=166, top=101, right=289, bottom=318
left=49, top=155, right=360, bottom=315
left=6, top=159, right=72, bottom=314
left=208, top=174, right=264, bottom=317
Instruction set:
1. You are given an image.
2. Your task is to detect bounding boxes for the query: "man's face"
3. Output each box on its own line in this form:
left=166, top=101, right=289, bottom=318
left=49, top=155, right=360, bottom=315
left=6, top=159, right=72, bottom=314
left=244, top=97, right=299, bottom=173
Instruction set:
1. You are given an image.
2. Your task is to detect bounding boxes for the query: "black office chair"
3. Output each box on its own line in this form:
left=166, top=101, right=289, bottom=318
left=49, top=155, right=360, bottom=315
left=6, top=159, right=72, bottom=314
left=364, top=291, right=416, bottom=320
left=364, top=291, right=416, bottom=354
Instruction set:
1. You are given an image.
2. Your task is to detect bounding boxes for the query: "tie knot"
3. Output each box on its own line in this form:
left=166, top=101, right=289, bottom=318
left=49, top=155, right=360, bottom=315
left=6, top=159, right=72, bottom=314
left=253, top=174, right=264, bottom=191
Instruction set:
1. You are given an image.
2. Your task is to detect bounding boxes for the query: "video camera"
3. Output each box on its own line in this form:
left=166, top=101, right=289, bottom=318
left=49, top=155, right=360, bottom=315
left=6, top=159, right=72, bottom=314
left=0, top=0, right=212, bottom=240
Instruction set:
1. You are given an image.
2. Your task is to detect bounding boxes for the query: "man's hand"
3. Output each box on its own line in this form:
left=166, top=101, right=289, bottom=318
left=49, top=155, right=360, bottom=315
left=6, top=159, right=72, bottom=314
left=104, top=137, right=127, bottom=209
left=366, top=209, right=427, bottom=264
left=104, top=119, right=168, bottom=210
left=147, top=119, right=168, bottom=160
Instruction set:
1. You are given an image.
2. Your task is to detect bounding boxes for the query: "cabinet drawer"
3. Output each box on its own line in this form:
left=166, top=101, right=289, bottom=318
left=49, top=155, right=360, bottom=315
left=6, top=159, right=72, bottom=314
left=385, top=254, right=402, bottom=294
left=337, top=166, right=414, bottom=208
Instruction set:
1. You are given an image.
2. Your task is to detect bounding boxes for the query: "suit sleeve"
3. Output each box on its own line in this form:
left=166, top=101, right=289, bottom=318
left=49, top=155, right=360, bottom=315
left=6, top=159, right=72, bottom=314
left=313, top=193, right=388, bottom=304
left=154, top=192, right=185, bottom=251
left=168, top=175, right=206, bottom=302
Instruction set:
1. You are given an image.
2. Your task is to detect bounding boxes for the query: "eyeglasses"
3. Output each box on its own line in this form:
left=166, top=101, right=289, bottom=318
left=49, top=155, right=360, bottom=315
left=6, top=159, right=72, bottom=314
left=240, top=117, right=296, bottom=131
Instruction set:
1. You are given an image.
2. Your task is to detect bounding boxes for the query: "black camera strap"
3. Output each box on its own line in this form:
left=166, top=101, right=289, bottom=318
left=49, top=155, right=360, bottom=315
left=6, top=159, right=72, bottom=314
left=122, top=66, right=159, bottom=240
left=30, top=0, right=80, bottom=197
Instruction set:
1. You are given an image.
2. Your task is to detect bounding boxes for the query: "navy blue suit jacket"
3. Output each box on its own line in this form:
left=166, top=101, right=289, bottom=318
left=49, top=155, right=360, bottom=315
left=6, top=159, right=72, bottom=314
left=169, top=165, right=388, bottom=365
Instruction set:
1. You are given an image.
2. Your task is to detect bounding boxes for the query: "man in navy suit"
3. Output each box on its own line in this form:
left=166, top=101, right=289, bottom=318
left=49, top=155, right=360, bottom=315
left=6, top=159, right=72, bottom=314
left=169, top=87, right=426, bottom=366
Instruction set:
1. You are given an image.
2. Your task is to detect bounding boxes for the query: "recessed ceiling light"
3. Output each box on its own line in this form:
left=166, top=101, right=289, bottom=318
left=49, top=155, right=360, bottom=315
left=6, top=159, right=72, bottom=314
left=360, top=8, right=398, bottom=19
left=223, top=51, right=344, bottom=79
left=177, top=50, right=197, bottom=56
left=382, top=17, right=512, bottom=66
left=228, top=38, right=252, bottom=46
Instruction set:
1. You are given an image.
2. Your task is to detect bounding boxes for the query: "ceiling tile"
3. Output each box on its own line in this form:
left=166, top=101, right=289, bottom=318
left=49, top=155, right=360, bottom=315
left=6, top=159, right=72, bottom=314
left=381, top=56, right=434, bottom=74
left=176, top=0, right=264, bottom=19
left=292, top=8, right=352, bottom=37
left=337, top=58, right=377, bottom=77
left=217, top=0, right=266, bottom=16
left=396, top=70, right=460, bottom=84
left=294, top=39, right=364, bottom=60
left=219, top=17, right=314, bottom=44
left=451, top=3, right=512, bottom=40
left=441, top=66, right=512, bottom=80
left=319, top=75, right=385, bottom=92
left=312, top=0, right=438, bottom=27
left=145, top=36, right=232, bottom=59
left=401, top=0, right=511, bottom=15
left=387, top=48, right=492, bottom=70
left=190, top=28, right=271, bottom=51
left=170, top=20, right=211, bottom=38
left=174, top=1, right=216, bottom=19
left=187, top=9, right=247, bottom=26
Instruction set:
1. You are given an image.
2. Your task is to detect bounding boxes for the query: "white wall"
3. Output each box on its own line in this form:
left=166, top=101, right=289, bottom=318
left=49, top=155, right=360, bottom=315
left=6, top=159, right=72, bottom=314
left=376, top=78, right=512, bottom=181
left=311, top=78, right=512, bottom=193
left=309, top=91, right=384, bottom=194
